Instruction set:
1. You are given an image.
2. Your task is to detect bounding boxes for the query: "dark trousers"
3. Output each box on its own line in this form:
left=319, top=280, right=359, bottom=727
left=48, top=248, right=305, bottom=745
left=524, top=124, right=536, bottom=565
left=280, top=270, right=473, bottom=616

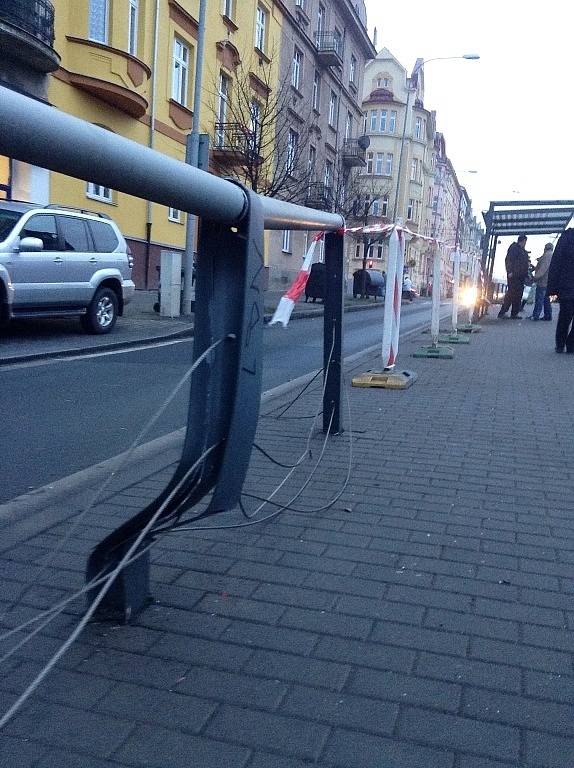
left=532, top=285, right=552, bottom=320
left=556, top=298, right=574, bottom=351
left=499, top=277, right=524, bottom=317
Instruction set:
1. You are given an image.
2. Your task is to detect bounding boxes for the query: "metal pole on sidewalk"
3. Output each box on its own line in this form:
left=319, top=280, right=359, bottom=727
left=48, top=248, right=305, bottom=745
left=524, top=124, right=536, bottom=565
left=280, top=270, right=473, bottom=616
left=323, top=231, right=344, bottom=434
left=181, top=0, right=207, bottom=316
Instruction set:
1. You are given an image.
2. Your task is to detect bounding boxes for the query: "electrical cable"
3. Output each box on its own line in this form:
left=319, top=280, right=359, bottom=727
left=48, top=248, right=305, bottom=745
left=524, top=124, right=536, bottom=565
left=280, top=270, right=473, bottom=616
left=0, top=441, right=221, bottom=730
left=155, top=327, right=337, bottom=530
left=260, top=368, right=323, bottom=419
left=0, top=335, right=233, bottom=626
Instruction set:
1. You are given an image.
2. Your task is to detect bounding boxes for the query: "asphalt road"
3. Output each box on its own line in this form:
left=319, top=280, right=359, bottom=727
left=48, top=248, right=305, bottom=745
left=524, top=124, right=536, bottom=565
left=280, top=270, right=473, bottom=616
left=1, top=300, right=448, bottom=503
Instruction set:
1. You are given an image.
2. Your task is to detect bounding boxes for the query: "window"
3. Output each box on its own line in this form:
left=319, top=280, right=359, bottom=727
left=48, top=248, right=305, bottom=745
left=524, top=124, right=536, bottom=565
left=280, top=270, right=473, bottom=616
left=324, top=159, right=333, bottom=188
left=349, top=55, right=357, bottom=85
left=375, top=152, right=384, bottom=175
left=87, top=182, right=113, bottom=202
left=312, top=71, right=321, bottom=111
left=415, top=117, right=422, bottom=139
left=89, top=0, right=108, bottom=43
left=249, top=100, right=260, bottom=151
left=295, top=0, right=306, bottom=8
left=128, top=0, right=138, bottom=56
left=222, top=0, right=233, bottom=18
left=355, top=243, right=361, bottom=259
left=370, top=109, right=377, bottom=132
left=381, top=194, right=389, bottom=216
left=410, top=158, right=417, bottom=181
left=362, top=111, right=367, bottom=133
left=308, top=144, right=316, bottom=179
left=168, top=208, right=181, bottom=223
left=389, top=110, right=396, bottom=133
left=292, top=47, right=303, bottom=90
left=89, top=220, right=119, bottom=252
left=282, top=229, right=291, bottom=252
left=379, top=110, right=387, bottom=132
left=384, top=153, right=393, bottom=175
left=366, top=151, right=373, bottom=174
left=407, top=199, right=414, bottom=219
left=216, top=72, right=229, bottom=146
left=20, top=215, right=59, bottom=250
left=317, top=4, right=325, bottom=34
left=328, top=90, right=338, bottom=127
left=60, top=217, right=90, bottom=251
left=345, top=111, right=353, bottom=140
left=376, top=244, right=384, bottom=260
left=333, top=28, right=342, bottom=55
left=172, top=39, right=189, bottom=106
left=255, top=5, right=267, bottom=52
left=372, top=198, right=380, bottom=216
left=287, top=129, right=298, bottom=175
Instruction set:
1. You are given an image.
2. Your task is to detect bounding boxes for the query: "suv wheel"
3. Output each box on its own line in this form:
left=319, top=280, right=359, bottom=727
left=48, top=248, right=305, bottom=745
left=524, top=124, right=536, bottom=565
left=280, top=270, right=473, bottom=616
left=83, top=287, right=118, bottom=334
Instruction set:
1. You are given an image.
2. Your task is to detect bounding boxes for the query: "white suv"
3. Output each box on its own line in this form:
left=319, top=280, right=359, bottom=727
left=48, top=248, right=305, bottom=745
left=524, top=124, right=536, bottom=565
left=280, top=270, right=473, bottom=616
left=0, top=201, right=135, bottom=334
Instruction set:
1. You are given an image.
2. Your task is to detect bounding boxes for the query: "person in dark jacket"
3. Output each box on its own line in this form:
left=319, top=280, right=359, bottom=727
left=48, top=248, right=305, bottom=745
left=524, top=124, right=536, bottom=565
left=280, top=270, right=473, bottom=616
left=498, top=234, right=530, bottom=319
left=547, top=228, right=574, bottom=353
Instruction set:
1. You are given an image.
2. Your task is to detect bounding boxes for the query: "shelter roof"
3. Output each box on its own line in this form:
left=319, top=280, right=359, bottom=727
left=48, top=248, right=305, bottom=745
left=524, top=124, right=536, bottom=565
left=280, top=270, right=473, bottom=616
left=483, top=200, right=574, bottom=236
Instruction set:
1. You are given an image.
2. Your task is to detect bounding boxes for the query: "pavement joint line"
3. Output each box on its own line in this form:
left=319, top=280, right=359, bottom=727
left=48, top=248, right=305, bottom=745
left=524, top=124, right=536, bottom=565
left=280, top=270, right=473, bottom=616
left=0, top=313, right=449, bottom=547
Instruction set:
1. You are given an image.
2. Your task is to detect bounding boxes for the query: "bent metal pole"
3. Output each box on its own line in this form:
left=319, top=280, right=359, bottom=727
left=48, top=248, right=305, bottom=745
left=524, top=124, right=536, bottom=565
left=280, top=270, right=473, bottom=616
left=0, top=86, right=343, bottom=233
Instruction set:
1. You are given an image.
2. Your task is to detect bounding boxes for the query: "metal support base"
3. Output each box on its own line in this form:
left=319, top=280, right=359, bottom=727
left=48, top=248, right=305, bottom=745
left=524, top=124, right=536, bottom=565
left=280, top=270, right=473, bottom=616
left=86, top=544, right=151, bottom=624
left=459, top=323, right=481, bottom=333
left=438, top=333, right=471, bottom=345
left=413, top=344, right=454, bottom=359
left=352, top=369, right=417, bottom=389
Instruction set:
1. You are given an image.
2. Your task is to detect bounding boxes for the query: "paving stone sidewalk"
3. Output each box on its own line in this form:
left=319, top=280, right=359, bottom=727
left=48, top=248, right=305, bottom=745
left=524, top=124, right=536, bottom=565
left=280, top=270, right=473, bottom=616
left=2, top=314, right=574, bottom=768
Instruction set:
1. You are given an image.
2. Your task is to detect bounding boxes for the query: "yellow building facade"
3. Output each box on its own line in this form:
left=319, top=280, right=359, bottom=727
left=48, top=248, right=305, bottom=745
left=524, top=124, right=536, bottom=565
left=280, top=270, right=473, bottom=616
left=48, top=0, right=282, bottom=287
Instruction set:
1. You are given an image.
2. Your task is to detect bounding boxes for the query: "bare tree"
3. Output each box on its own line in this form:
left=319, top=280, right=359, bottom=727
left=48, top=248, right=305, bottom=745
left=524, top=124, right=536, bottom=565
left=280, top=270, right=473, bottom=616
left=338, top=170, right=393, bottom=296
left=208, top=54, right=316, bottom=201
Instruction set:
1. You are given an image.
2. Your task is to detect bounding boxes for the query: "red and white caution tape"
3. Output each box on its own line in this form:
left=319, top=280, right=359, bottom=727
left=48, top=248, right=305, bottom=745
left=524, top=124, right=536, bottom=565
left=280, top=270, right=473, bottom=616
left=269, top=232, right=324, bottom=327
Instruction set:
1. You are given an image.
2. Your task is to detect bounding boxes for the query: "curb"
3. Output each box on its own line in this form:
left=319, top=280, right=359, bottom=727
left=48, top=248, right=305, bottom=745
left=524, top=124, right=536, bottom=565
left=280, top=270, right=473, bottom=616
left=1, top=299, right=389, bottom=366
left=0, top=316, right=435, bottom=549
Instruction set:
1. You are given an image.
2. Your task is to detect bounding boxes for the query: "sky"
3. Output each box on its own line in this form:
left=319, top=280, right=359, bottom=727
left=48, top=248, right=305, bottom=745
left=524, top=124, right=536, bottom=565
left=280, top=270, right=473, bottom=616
left=363, top=0, right=574, bottom=275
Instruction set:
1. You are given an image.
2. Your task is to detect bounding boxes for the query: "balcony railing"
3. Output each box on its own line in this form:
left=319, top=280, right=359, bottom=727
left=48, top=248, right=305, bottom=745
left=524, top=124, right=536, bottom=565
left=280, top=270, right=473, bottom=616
left=341, top=138, right=367, bottom=168
left=213, top=122, right=260, bottom=164
left=314, top=31, right=344, bottom=67
left=305, top=182, right=334, bottom=211
left=0, top=0, right=55, bottom=47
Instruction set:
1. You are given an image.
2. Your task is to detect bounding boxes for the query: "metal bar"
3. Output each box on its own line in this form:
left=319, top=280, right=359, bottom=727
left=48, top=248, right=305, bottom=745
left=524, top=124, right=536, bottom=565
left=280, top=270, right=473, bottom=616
left=323, top=232, right=344, bottom=434
left=0, top=86, right=344, bottom=232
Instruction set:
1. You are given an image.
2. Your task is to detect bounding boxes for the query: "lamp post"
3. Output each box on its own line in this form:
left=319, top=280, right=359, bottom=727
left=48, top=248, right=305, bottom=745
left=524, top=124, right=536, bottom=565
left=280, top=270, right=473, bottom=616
left=392, top=54, right=479, bottom=224
left=409, top=54, right=480, bottom=360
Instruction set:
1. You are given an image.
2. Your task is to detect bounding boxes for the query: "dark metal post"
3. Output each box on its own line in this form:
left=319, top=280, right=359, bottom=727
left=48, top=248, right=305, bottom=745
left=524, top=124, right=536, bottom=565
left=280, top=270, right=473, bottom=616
left=323, top=231, right=344, bottom=434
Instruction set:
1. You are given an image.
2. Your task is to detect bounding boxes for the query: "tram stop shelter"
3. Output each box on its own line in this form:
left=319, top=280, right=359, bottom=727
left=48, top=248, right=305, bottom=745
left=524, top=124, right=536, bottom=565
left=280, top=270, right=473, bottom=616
left=481, top=199, right=574, bottom=295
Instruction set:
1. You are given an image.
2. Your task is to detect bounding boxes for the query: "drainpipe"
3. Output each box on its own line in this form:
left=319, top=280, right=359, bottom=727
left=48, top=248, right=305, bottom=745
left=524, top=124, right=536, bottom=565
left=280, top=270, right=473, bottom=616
left=145, top=0, right=161, bottom=289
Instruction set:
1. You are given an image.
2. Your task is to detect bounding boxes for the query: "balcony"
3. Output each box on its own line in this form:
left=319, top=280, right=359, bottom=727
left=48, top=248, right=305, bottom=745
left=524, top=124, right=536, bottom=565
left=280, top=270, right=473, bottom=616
left=341, top=138, right=367, bottom=168
left=63, top=37, right=150, bottom=118
left=212, top=123, right=260, bottom=166
left=0, top=0, right=60, bottom=73
left=305, top=182, right=334, bottom=211
left=314, top=32, right=344, bottom=68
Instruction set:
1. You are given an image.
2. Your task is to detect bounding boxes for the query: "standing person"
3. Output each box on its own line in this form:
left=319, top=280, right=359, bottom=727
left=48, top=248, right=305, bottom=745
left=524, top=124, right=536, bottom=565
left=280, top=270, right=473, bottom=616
left=529, top=243, right=554, bottom=321
left=547, top=228, right=574, bottom=353
left=498, top=234, right=530, bottom=319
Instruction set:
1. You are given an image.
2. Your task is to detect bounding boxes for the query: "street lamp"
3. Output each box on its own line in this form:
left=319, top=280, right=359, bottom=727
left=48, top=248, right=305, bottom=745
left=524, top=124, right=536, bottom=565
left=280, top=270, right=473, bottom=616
left=391, top=54, right=480, bottom=223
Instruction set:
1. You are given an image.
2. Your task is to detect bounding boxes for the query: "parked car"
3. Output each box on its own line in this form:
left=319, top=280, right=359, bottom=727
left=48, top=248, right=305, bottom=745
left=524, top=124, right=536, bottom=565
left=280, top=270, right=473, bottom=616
left=0, top=201, right=134, bottom=334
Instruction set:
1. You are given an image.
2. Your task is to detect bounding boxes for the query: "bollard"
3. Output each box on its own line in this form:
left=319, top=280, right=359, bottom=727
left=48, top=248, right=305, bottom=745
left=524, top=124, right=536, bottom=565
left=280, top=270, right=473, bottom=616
left=439, top=249, right=470, bottom=344
left=352, top=225, right=417, bottom=389
left=413, top=244, right=454, bottom=359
